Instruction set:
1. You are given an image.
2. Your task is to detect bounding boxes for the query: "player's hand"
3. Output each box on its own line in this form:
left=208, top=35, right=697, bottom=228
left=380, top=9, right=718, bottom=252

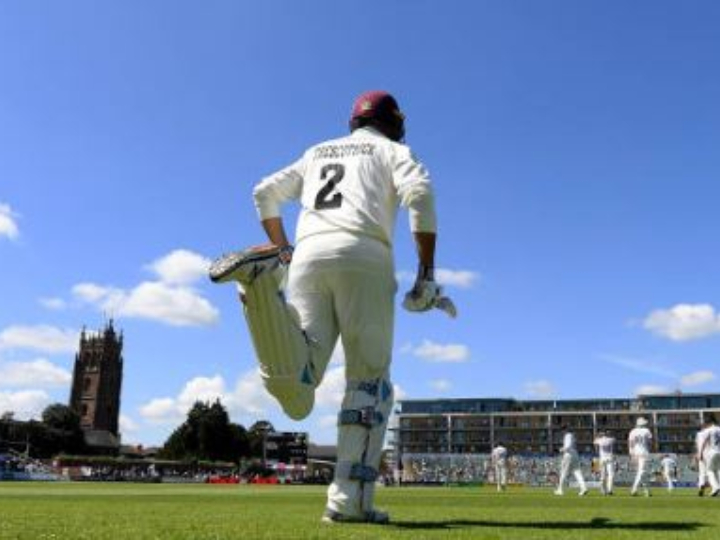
left=402, top=279, right=457, bottom=318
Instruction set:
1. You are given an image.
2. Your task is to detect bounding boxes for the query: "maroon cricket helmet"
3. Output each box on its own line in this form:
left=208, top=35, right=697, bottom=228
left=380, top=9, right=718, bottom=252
left=349, top=90, right=405, bottom=142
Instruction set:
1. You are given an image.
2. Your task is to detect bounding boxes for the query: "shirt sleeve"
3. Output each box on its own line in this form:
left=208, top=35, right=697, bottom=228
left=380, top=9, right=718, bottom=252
left=253, top=156, right=305, bottom=220
left=392, top=145, right=437, bottom=233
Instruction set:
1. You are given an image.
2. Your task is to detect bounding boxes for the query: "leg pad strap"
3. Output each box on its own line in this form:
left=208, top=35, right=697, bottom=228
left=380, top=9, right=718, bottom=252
left=335, top=461, right=379, bottom=483
left=339, top=407, right=384, bottom=427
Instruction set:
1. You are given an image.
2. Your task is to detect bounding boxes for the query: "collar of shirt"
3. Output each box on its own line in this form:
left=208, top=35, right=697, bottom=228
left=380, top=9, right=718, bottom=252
left=352, top=126, right=389, bottom=140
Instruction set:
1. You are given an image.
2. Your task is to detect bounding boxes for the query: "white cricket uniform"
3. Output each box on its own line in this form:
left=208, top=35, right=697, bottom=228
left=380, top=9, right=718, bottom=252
left=660, top=456, right=677, bottom=491
left=701, top=425, right=720, bottom=493
left=556, top=432, right=587, bottom=495
left=594, top=435, right=616, bottom=494
left=696, top=429, right=708, bottom=489
left=252, top=126, right=436, bottom=519
left=491, top=446, right=508, bottom=490
left=628, top=426, right=653, bottom=494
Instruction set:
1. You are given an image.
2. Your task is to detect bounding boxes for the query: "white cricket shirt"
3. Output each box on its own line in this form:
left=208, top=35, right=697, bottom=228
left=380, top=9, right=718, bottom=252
left=253, top=127, right=436, bottom=248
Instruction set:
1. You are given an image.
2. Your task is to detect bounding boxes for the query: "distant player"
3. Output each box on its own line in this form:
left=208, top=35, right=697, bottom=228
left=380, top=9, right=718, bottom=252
left=628, top=417, right=653, bottom=496
left=696, top=424, right=710, bottom=496
left=491, top=444, right=508, bottom=492
left=594, top=430, right=616, bottom=495
left=555, top=426, right=588, bottom=496
left=660, top=454, right=677, bottom=492
left=699, top=415, right=720, bottom=497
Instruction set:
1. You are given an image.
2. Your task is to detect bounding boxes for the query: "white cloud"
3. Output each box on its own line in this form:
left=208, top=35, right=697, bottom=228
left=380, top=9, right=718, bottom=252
left=396, top=268, right=479, bottom=289
left=73, top=283, right=120, bottom=304
left=228, top=370, right=278, bottom=416
left=139, top=375, right=229, bottom=425
left=317, top=414, right=338, bottom=430
left=0, top=359, right=71, bottom=388
left=315, top=365, right=346, bottom=408
left=147, top=250, right=211, bottom=285
left=69, top=249, right=218, bottom=327
left=643, top=304, right=720, bottom=342
left=429, top=379, right=452, bottom=393
left=436, top=269, right=479, bottom=289
left=139, top=398, right=181, bottom=425
left=599, top=354, right=677, bottom=379
left=524, top=380, right=556, bottom=399
left=680, top=370, right=716, bottom=388
left=407, top=339, right=470, bottom=363
left=38, top=297, right=67, bottom=310
left=0, top=203, right=20, bottom=240
left=0, top=325, right=78, bottom=354
left=120, top=414, right=140, bottom=433
left=177, top=375, right=226, bottom=409
left=635, top=384, right=672, bottom=396
left=0, top=390, right=50, bottom=420
left=394, top=383, right=407, bottom=402
left=138, top=371, right=280, bottom=426
left=73, top=281, right=219, bottom=327
left=120, top=282, right=218, bottom=326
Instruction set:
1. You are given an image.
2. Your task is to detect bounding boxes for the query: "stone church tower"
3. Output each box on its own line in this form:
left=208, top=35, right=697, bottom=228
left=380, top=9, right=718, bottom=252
left=69, top=321, right=123, bottom=439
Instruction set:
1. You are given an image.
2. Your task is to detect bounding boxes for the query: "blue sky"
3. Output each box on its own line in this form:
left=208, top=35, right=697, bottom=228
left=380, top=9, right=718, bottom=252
left=1, top=1, right=719, bottom=447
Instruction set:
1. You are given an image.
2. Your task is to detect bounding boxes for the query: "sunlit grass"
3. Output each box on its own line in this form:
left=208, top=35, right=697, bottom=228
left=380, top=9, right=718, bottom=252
left=0, top=482, right=716, bottom=539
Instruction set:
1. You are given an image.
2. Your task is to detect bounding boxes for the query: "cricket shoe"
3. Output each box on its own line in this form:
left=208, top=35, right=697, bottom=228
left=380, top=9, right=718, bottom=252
left=321, top=508, right=390, bottom=525
left=553, top=489, right=564, bottom=496
left=578, top=488, right=588, bottom=497
left=209, top=244, right=281, bottom=285
left=711, top=488, right=720, bottom=498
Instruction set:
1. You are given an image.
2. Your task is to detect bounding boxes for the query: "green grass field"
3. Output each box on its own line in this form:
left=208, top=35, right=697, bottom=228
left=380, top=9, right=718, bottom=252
left=0, top=482, right=717, bottom=540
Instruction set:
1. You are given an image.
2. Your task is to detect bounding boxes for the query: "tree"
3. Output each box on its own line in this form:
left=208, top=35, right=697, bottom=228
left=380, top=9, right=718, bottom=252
left=159, top=400, right=249, bottom=462
left=38, top=403, right=86, bottom=456
left=248, top=420, right=275, bottom=460
left=42, top=404, right=81, bottom=432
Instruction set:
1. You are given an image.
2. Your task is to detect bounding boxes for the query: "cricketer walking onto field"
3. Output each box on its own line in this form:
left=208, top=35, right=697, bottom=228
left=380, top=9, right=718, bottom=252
left=699, top=415, right=720, bottom=497
left=660, top=454, right=677, bottom=492
left=696, top=425, right=710, bottom=496
left=554, top=427, right=587, bottom=496
left=628, top=417, right=653, bottom=496
left=593, top=431, right=616, bottom=495
left=209, top=91, right=455, bottom=524
left=491, top=444, right=508, bottom=491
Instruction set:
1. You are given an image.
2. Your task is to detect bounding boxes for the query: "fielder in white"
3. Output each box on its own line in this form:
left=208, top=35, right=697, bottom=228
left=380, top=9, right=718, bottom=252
left=699, top=415, right=720, bottom=497
left=491, top=444, right=508, bottom=491
left=628, top=417, right=653, bottom=496
left=554, top=427, right=587, bottom=496
left=209, top=91, right=455, bottom=524
left=696, top=424, right=709, bottom=496
left=660, top=454, right=677, bottom=492
left=593, top=430, right=616, bottom=495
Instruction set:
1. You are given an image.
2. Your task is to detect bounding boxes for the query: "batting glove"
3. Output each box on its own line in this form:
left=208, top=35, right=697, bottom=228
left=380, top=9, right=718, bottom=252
left=402, top=265, right=458, bottom=318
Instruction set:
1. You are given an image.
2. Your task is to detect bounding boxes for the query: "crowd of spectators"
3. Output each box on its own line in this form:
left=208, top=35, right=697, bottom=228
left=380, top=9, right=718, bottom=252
left=399, top=453, right=699, bottom=487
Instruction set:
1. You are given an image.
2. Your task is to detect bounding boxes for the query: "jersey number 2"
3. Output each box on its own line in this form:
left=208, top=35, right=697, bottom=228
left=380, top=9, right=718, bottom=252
left=314, top=163, right=345, bottom=210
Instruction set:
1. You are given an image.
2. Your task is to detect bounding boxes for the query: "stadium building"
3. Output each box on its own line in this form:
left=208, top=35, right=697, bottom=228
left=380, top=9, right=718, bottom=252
left=393, top=393, right=720, bottom=457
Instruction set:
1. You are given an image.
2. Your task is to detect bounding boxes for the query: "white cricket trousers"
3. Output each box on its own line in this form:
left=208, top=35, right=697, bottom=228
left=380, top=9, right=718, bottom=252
left=558, top=451, right=586, bottom=493
left=631, top=454, right=649, bottom=493
left=495, top=462, right=507, bottom=489
left=704, top=450, right=720, bottom=492
left=244, top=231, right=396, bottom=518
left=698, top=458, right=708, bottom=489
left=662, top=467, right=675, bottom=490
left=599, top=458, right=615, bottom=493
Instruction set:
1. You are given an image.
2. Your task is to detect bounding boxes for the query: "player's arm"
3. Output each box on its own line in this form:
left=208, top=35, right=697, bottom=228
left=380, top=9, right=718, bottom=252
left=253, top=158, right=304, bottom=263
left=414, top=231, right=436, bottom=270
left=392, top=146, right=454, bottom=317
